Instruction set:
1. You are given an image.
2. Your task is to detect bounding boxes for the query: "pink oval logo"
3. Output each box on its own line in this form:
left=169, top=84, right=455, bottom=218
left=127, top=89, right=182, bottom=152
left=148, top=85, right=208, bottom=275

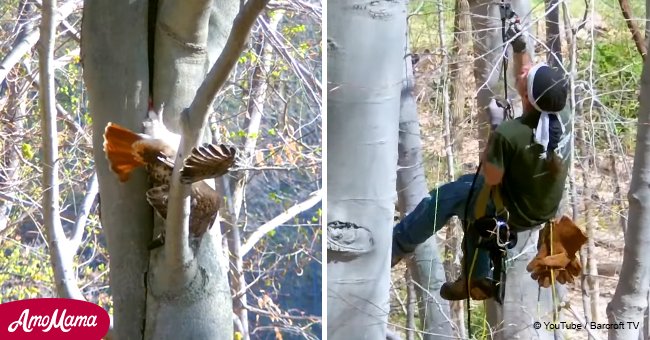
left=0, top=298, right=110, bottom=339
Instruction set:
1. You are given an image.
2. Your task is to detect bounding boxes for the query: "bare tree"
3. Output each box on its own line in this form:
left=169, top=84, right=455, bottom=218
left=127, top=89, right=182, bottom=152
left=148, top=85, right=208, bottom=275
left=39, top=0, right=84, bottom=302
left=607, top=0, right=650, bottom=336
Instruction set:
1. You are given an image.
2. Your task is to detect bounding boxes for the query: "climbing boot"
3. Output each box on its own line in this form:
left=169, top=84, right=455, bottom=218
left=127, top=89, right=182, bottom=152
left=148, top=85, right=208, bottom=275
left=440, top=276, right=494, bottom=301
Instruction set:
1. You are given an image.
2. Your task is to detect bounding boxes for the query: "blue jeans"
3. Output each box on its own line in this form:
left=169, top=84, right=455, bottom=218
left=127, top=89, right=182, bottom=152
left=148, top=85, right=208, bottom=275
left=392, top=173, right=493, bottom=280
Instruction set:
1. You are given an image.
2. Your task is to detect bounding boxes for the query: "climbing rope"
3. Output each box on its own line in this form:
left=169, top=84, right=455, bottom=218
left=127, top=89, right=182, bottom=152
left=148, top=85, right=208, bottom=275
left=463, top=0, right=517, bottom=334
left=499, top=2, right=516, bottom=121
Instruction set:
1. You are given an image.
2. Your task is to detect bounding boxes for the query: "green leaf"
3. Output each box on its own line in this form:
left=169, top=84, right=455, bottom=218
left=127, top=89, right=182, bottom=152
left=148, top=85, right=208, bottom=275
left=21, top=143, right=34, bottom=159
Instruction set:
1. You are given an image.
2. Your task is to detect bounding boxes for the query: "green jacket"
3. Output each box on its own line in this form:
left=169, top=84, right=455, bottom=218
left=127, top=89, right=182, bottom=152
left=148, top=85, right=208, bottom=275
left=485, top=107, right=572, bottom=228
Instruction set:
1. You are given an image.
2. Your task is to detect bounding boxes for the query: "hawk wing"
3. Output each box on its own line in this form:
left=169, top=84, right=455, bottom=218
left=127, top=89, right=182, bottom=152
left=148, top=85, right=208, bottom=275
left=180, top=144, right=236, bottom=184
left=145, top=182, right=220, bottom=237
left=146, top=185, right=170, bottom=220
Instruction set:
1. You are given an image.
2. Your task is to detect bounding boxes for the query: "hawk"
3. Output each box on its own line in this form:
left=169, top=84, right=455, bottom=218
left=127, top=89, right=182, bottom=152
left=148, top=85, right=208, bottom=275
left=102, top=114, right=236, bottom=249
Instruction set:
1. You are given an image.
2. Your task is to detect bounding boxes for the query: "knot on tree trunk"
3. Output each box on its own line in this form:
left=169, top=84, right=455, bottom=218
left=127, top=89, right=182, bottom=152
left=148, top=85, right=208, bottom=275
left=327, top=221, right=374, bottom=259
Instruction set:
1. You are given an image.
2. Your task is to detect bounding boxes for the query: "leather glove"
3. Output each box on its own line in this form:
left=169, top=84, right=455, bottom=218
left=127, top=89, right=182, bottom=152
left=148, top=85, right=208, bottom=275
left=530, top=260, right=580, bottom=287
left=531, top=258, right=581, bottom=288
left=526, top=215, right=588, bottom=287
left=504, top=17, right=527, bottom=53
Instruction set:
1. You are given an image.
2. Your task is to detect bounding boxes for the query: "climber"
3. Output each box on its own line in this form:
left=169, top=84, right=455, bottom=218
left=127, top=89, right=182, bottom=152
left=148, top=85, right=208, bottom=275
left=391, top=16, right=582, bottom=301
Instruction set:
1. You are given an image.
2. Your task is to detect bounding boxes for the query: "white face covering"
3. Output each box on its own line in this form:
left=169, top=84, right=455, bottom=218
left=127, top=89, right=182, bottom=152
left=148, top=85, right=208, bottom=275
left=526, top=63, right=566, bottom=158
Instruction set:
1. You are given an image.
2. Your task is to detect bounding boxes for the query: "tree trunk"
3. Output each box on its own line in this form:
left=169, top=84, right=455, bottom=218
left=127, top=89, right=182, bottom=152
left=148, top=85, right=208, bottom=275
left=483, top=230, right=557, bottom=340
left=405, top=268, right=416, bottom=340
left=450, top=0, right=471, bottom=132
left=579, top=124, right=601, bottom=324
left=398, top=45, right=452, bottom=339
left=40, top=0, right=86, bottom=302
left=470, top=0, right=505, bottom=147
left=82, top=1, right=159, bottom=337
left=82, top=0, right=264, bottom=338
left=327, top=0, right=406, bottom=337
left=447, top=2, right=472, bottom=334
left=544, top=0, right=562, bottom=68
left=561, top=6, right=592, bottom=333
left=607, top=1, right=650, bottom=336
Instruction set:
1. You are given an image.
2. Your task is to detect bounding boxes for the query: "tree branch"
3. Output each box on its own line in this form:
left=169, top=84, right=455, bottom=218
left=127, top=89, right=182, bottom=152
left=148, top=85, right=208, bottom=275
left=185, top=0, right=270, bottom=133
left=26, top=63, right=93, bottom=145
left=258, top=15, right=321, bottom=109
left=70, top=172, right=98, bottom=249
left=224, top=14, right=281, bottom=338
left=241, top=190, right=321, bottom=256
left=164, top=0, right=270, bottom=270
left=618, top=0, right=646, bottom=60
left=0, top=0, right=80, bottom=84
left=39, top=0, right=83, bottom=301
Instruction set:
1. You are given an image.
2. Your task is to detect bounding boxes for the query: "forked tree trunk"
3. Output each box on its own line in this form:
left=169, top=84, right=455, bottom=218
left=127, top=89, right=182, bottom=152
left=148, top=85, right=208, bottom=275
left=327, top=0, right=406, bottom=338
left=81, top=0, right=262, bottom=338
left=607, top=1, right=650, bottom=336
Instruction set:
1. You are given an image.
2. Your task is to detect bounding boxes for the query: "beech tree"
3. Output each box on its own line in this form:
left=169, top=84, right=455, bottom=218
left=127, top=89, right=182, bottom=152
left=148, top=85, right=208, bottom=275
left=327, top=0, right=406, bottom=338
left=82, top=0, right=267, bottom=338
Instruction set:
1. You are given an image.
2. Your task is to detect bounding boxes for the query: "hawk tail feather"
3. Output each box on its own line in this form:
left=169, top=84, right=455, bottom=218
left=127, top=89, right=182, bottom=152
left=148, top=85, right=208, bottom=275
left=103, top=123, right=145, bottom=182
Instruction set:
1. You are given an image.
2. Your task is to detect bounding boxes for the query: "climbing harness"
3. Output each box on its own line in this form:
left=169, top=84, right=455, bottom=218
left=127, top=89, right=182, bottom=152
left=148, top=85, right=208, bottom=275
left=473, top=184, right=516, bottom=305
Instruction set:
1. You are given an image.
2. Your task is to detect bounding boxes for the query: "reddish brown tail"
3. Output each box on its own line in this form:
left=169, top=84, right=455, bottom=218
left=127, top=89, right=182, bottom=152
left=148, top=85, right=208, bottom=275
left=103, top=123, right=145, bottom=182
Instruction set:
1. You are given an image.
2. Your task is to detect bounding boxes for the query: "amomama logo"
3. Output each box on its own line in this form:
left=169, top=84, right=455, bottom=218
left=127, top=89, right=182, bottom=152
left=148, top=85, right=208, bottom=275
left=0, top=298, right=110, bottom=339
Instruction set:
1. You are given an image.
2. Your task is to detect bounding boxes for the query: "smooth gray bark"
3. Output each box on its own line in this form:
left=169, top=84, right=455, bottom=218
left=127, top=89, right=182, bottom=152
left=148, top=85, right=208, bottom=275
left=607, top=1, right=650, bottom=336
left=82, top=1, right=152, bottom=338
left=152, top=0, right=237, bottom=131
left=327, top=0, right=406, bottom=338
left=397, top=47, right=452, bottom=339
